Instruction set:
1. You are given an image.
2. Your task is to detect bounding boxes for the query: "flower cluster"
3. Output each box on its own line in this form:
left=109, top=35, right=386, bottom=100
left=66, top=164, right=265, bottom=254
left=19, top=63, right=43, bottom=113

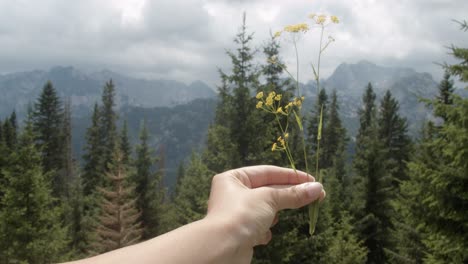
left=256, top=91, right=305, bottom=152
left=308, top=14, right=340, bottom=25
left=256, top=91, right=304, bottom=116
left=274, top=14, right=339, bottom=39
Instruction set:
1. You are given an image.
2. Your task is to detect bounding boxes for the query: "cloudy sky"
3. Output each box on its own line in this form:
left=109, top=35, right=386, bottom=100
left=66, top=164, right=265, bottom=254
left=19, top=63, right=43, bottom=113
left=0, top=0, right=466, bottom=86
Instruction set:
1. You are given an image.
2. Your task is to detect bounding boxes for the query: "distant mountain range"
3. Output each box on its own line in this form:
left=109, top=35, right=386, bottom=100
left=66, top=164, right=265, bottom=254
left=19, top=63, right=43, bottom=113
left=0, top=66, right=216, bottom=117
left=1, top=61, right=460, bottom=189
left=319, top=60, right=440, bottom=136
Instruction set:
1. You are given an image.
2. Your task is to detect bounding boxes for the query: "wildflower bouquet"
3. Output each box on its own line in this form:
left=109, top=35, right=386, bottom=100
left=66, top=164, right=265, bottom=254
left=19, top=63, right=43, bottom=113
left=256, top=14, right=339, bottom=235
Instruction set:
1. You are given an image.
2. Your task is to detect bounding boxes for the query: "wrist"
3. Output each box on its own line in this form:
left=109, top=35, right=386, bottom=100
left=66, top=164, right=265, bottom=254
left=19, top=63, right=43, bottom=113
left=202, top=215, right=253, bottom=259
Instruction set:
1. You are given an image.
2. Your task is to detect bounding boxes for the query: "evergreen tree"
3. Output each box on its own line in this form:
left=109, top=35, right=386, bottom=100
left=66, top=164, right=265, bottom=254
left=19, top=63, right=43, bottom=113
left=437, top=71, right=455, bottom=105
left=172, top=153, right=212, bottom=226
left=323, top=90, right=349, bottom=218
left=378, top=90, right=411, bottom=185
left=92, top=146, right=142, bottom=254
left=100, top=80, right=118, bottom=171
left=322, top=90, right=347, bottom=170
left=402, top=24, right=468, bottom=262
left=352, top=83, right=393, bottom=264
left=2, top=111, right=18, bottom=151
left=82, top=103, right=104, bottom=195
left=33, top=81, right=65, bottom=197
left=445, top=20, right=468, bottom=85
left=120, top=119, right=131, bottom=167
left=62, top=98, right=74, bottom=194
left=325, top=213, right=368, bottom=264
left=0, top=114, right=67, bottom=263
left=134, top=121, right=165, bottom=238
left=204, top=13, right=261, bottom=171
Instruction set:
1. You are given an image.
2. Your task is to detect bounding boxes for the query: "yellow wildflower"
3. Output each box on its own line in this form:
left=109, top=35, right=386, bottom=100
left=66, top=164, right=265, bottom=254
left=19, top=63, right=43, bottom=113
left=284, top=23, right=309, bottom=33
left=272, top=143, right=277, bottom=151
left=274, top=31, right=282, bottom=38
left=256, top=91, right=264, bottom=99
left=266, top=97, right=273, bottom=106
left=285, top=102, right=293, bottom=109
left=331, top=15, right=339, bottom=24
left=274, top=94, right=282, bottom=101
left=284, top=133, right=289, bottom=139
left=294, top=97, right=302, bottom=107
left=256, top=101, right=263, bottom=109
left=276, top=107, right=285, bottom=114
left=279, top=138, right=286, bottom=147
left=317, top=15, right=326, bottom=25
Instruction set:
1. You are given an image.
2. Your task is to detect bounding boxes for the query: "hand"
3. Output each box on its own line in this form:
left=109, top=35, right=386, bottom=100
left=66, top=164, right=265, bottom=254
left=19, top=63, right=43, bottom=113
left=205, top=165, right=325, bottom=262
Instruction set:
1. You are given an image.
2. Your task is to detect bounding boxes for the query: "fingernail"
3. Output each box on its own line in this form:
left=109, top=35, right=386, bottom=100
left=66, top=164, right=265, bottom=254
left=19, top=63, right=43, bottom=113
left=299, top=182, right=323, bottom=200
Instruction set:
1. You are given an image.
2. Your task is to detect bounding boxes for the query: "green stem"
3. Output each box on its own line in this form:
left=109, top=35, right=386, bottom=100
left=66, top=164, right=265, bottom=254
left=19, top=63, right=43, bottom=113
left=293, top=37, right=300, bottom=97
left=275, top=115, right=296, bottom=171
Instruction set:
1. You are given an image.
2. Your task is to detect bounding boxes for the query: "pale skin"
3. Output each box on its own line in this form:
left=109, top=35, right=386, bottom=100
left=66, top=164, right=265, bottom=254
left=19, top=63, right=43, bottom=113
left=66, top=165, right=325, bottom=264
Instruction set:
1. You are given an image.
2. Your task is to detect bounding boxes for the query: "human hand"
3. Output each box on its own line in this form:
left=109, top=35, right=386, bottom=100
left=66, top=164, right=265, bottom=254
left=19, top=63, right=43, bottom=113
left=205, top=165, right=325, bottom=262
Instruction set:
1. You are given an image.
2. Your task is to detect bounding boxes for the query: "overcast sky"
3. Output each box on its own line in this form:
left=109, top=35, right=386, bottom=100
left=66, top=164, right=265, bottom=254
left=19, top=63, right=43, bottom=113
left=0, top=0, right=466, bottom=86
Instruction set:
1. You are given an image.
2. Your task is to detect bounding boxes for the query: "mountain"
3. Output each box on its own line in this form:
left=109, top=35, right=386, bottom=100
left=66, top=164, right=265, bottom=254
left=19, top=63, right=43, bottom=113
left=0, top=66, right=216, bottom=118
left=321, top=60, right=439, bottom=136
left=0, top=62, right=452, bottom=190
left=71, top=98, right=217, bottom=191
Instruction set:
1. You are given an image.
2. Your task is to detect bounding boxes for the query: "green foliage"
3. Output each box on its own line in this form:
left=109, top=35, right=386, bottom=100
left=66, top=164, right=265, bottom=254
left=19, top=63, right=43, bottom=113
left=91, top=147, right=142, bottom=254
left=352, top=83, right=394, bottom=264
left=404, top=94, right=468, bottom=263
left=33, top=81, right=66, bottom=197
left=120, top=120, right=132, bottom=167
left=0, top=116, right=67, bottom=263
left=134, top=121, right=166, bottom=238
left=100, top=80, right=119, bottom=171
left=325, top=213, right=368, bottom=264
left=206, top=13, right=263, bottom=170
left=82, top=103, right=104, bottom=195
left=172, top=153, right=212, bottom=226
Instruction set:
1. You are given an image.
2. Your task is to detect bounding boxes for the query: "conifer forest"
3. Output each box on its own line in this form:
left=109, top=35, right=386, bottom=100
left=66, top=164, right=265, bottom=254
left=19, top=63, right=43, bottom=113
left=0, top=7, right=467, bottom=264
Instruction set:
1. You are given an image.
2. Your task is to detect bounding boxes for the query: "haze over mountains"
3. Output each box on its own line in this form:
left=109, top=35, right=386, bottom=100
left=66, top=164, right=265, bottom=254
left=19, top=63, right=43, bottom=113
left=0, top=61, right=451, bottom=187
left=0, top=66, right=216, bottom=117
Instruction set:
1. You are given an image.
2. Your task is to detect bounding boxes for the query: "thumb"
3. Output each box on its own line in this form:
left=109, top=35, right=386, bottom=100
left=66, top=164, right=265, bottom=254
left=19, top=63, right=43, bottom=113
left=271, top=182, right=323, bottom=210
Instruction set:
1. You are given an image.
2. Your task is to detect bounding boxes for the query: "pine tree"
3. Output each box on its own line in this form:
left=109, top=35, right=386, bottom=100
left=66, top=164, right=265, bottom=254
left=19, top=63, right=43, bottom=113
left=437, top=71, right=455, bottom=105
left=402, top=24, right=468, bottom=262
left=173, top=153, right=212, bottom=226
left=352, top=83, right=393, bottom=264
left=325, top=213, right=368, bottom=264
left=92, top=146, right=142, bottom=254
left=134, top=121, right=165, bottom=238
left=120, top=120, right=131, bottom=167
left=0, top=114, right=67, bottom=263
left=82, top=103, right=104, bottom=195
left=33, top=81, right=65, bottom=197
left=323, top=90, right=349, bottom=218
left=204, top=13, right=261, bottom=171
left=100, top=80, right=118, bottom=171
left=378, top=90, right=411, bottom=185
left=2, top=111, right=18, bottom=151
left=62, top=98, right=74, bottom=194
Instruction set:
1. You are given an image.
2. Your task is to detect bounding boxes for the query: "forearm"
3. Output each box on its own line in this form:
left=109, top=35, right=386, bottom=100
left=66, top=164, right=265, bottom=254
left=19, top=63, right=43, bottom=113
left=67, top=218, right=251, bottom=264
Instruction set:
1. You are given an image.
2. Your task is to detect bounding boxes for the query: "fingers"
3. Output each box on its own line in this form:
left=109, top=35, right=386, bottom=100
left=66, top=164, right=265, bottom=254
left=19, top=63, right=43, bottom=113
left=231, top=165, right=314, bottom=188
left=257, top=230, right=272, bottom=246
left=270, top=182, right=323, bottom=210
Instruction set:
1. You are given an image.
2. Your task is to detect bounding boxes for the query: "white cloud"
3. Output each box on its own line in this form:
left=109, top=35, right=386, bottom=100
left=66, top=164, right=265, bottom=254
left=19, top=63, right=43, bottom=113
left=0, top=0, right=466, bottom=83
